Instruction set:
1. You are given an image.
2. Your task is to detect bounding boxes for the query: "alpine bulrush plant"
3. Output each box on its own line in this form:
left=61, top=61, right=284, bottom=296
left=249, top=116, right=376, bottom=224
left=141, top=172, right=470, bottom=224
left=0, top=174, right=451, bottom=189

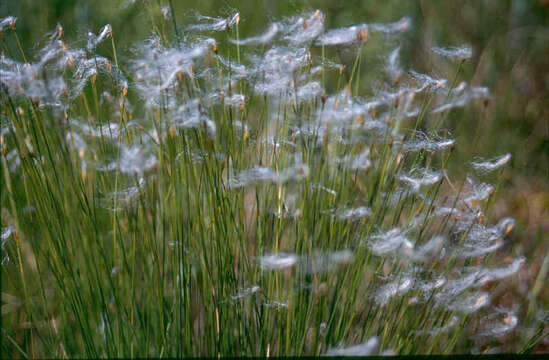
left=0, top=5, right=542, bottom=357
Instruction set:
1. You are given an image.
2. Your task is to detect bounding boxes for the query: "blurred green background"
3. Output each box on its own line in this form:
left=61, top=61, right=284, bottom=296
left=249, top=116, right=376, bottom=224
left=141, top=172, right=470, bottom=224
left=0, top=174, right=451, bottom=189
left=2, top=0, right=548, bottom=349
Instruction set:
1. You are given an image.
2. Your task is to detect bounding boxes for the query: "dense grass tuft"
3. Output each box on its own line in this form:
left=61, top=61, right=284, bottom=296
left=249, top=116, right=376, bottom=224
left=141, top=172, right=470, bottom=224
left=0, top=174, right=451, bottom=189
left=1, top=5, right=546, bottom=357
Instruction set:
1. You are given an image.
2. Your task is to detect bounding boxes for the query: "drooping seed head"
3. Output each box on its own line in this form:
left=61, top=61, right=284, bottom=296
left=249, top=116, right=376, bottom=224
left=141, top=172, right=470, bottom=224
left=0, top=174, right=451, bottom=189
left=356, top=28, right=369, bottom=42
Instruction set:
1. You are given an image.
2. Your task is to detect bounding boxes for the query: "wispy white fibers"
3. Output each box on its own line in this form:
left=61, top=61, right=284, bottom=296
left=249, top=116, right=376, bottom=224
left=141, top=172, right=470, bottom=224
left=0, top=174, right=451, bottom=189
left=336, top=148, right=371, bottom=170
left=4, top=149, right=21, bottom=172
left=299, top=249, right=354, bottom=274
left=316, top=24, right=368, bottom=46
left=411, top=236, right=446, bottom=261
left=118, top=145, right=157, bottom=175
left=259, top=250, right=353, bottom=273
left=97, top=145, right=157, bottom=175
left=367, top=228, right=413, bottom=256
left=310, top=183, right=337, bottom=197
left=1, top=226, right=16, bottom=265
left=0, top=16, right=16, bottom=31
left=409, top=71, right=448, bottom=92
left=375, top=276, right=414, bottom=305
left=324, top=206, right=372, bottom=221
left=446, top=291, right=490, bottom=314
left=316, top=16, right=410, bottom=47
left=284, top=10, right=325, bottom=44
left=453, top=226, right=503, bottom=258
left=462, top=177, right=494, bottom=207
left=314, top=90, right=394, bottom=139
left=421, top=316, right=459, bottom=335
left=0, top=61, right=50, bottom=99
left=259, top=253, right=298, bottom=270
left=270, top=191, right=302, bottom=219
left=188, top=11, right=240, bottom=32
left=169, top=99, right=217, bottom=137
left=398, top=169, right=442, bottom=191
left=431, top=83, right=490, bottom=113
left=69, top=118, right=128, bottom=141
left=403, top=131, right=455, bottom=152
left=386, top=46, right=402, bottom=82
left=478, top=309, right=518, bottom=337
left=417, top=276, right=447, bottom=294
left=253, top=46, right=311, bottom=96
left=263, top=300, right=288, bottom=309
left=65, top=131, right=86, bottom=153
left=325, top=336, right=380, bottom=356
left=452, top=217, right=515, bottom=258
left=229, top=285, right=261, bottom=301
left=434, top=258, right=524, bottom=308
left=471, top=153, right=512, bottom=174
left=71, top=58, right=101, bottom=96
left=230, top=23, right=279, bottom=45
left=227, top=164, right=309, bottom=188
left=87, top=24, right=112, bottom=51
left=1, top=24, right=125, bottom=103
left=474, top=257, right=525, bottom=286
left=370, top=16, right=411, bottom=34
left=431, top=45, right=473, bottom=61
left=101, top=178, right=148, bottom=211
left=296, top=81, right=323, bottom=102
left=132, top=36, right=215, bottom=106
left=215, top=54, right=248, bottom=78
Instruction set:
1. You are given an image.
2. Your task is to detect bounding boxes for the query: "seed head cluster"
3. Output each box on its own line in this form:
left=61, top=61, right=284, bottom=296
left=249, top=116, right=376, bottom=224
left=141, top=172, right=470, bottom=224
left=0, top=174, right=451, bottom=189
left=0, top=9, right=531, bottom=357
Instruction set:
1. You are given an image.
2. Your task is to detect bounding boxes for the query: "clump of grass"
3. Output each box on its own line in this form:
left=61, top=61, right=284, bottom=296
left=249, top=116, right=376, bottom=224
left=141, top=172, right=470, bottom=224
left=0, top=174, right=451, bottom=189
left=0, top=6, right=544, bottom=357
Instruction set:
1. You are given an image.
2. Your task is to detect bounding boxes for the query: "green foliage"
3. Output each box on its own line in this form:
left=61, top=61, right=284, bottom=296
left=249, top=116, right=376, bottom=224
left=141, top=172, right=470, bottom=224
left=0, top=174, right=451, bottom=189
left=1, top=1, right=547, bottom=357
